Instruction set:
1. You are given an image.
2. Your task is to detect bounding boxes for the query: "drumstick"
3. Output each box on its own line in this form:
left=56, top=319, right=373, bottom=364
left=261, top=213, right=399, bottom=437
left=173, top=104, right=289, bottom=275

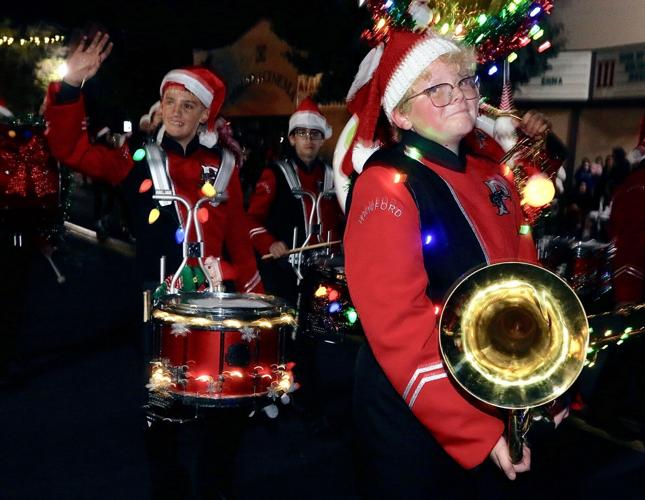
left=261, top=240, right=342, bottom=260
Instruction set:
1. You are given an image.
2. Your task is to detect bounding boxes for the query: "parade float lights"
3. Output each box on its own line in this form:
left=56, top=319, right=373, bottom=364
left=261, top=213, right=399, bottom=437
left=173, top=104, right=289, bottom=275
left=359, top=0, right=555, bottom=68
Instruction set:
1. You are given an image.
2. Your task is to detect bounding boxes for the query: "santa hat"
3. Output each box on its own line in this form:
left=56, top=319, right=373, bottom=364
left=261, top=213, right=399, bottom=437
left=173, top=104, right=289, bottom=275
left=160, top=67, right=226, bottom=148
left=288, top=97, right=333, bottom=140
left=0, top=99, right=13, bottom=119
left=336, top=31, right=460, bottom=176
left=139, top=101, right=160, bottom=128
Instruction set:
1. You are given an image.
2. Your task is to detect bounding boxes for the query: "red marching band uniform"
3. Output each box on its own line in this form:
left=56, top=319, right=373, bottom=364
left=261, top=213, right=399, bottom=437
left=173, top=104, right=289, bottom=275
left=335, top=28, right=567, bottom=497
left=43, top=75, right=262, bottom=294
left=246, top=157, right=342, bottom=255
left=345, top=128, right=539, bottom=468
left=246, top=98, right=344, bottom=255
left=246, top=98, right=344, bottom=304
left=609, top=122, right=645, bottom=304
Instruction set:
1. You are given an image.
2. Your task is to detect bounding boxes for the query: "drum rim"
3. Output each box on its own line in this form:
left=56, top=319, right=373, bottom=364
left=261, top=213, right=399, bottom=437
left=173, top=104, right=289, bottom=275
left=155, top=291, right=293, bottom=319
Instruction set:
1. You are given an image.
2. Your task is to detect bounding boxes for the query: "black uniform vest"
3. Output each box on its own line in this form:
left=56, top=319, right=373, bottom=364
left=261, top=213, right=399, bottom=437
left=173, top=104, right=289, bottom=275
left=353, top=138, right=488, bottom=304
left=119, top=135, right=227, bottom=288
left=264, top=157, right=327, bottom=248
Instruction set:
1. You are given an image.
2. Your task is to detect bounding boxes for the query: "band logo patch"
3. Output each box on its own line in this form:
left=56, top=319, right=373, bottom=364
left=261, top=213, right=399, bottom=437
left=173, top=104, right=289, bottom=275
left=201, top=164, right=220, bottom=184
left=483, top=176, right=511, bottom=216
left=358, top=196, right=403, bottom=224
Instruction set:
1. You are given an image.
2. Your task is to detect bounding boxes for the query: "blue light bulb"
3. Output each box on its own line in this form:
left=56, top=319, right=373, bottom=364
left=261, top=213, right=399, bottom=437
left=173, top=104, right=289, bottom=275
left=175, top=228, right=185, bottom=244
left=329, top=302, right=341, bottom=313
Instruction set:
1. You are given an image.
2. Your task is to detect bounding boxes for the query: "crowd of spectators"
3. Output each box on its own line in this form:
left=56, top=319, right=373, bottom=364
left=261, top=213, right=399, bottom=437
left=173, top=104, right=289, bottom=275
left=555, top=146, right=634, bottom=242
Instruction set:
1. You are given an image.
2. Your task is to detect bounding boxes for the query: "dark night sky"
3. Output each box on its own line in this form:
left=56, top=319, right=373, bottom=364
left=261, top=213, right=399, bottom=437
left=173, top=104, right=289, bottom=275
left=2, top=1, right=368, bottom=120
left=2, top=1, right=273, bottom=121
left=3, top=0, right=267, bottom=46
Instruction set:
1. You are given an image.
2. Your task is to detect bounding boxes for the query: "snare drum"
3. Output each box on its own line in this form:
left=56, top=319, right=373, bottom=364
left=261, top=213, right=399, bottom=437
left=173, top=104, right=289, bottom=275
left=146, top=292, right=296, bottom=418
left=298, top=255, right=363, bottom=343
left=569, top=240, right=613, bottom=299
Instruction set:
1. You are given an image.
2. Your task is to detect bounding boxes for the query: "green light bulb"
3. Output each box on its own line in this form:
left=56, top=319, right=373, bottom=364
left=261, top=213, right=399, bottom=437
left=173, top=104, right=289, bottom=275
left=133, top=148, right=146, bottom=161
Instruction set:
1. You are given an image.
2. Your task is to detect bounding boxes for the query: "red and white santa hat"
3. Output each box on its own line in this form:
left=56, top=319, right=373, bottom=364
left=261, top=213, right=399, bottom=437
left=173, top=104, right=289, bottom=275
left=288, top=97, right=333, bottom=140
left=139, top=100, right=160, bottom=128
left=160, top=67, right=226, bottom=147
left=0, top=98, right=13, bottom=119
left=336, top=31, right=460, bottom=176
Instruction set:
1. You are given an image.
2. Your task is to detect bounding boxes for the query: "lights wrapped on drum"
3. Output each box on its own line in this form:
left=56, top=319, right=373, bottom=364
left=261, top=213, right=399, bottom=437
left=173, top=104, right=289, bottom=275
left=439, top=262, right=589, bottom=462
left=146, top=291, right=297, bottom=420
left=297, top=256, right=363, bottom=343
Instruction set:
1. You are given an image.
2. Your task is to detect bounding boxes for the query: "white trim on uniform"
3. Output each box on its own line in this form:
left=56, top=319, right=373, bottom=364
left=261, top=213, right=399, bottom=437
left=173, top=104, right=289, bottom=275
left=249, top=227, right=268, bottom=238
left=244, top=271, right=261, bottom=293
left=402, top=361, right=444, bottom=401
left=408, top=372, right=448, bottom=409
left=615, top=264, right=644, bottom=281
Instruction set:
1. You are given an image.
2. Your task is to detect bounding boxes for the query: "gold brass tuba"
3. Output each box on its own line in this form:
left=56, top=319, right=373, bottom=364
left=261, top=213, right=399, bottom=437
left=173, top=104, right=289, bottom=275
left=439, top=262, right=589, bottom=463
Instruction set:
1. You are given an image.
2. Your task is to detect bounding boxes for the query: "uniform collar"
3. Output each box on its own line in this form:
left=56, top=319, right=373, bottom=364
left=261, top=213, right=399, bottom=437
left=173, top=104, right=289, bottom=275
left=161, top=133, right=201, bottom=157
left=290, top=153, right=324, bottom=174
left=400, top=130, right=466, bottom=172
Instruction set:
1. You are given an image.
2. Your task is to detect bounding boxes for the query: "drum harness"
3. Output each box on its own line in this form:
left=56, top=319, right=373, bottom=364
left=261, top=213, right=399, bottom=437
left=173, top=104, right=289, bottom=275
left=275, top=159, right=335, bottom=281
left=144, top=140, right=236, bottom=293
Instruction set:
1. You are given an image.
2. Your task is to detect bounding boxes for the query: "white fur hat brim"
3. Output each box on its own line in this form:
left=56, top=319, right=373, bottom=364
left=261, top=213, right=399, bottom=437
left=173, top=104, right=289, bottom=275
left=289, top=111, right=333, bottom=140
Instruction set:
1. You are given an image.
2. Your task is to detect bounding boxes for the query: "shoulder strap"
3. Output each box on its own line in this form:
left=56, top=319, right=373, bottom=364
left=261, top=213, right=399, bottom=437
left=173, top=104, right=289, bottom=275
left=323, top=161, right=335, bottom=195
left=208, top=147, right=236, bottom=208
left=143, top=141, right=173, bottom=206
left=213, top=148, right=235, bottom=194
left=275, top=159, right=303, bottom=195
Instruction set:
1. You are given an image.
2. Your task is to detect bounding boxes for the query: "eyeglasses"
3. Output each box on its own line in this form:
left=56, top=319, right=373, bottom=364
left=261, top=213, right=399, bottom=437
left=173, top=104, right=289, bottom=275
left=293, top=128, right=324, bottom=140
left=404, top=76, right=480, bottom=108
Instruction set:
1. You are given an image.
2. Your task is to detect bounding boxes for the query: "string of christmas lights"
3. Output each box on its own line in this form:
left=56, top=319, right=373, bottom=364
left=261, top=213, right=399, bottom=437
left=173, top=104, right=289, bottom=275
left=0, top=34, right=65, bottom=47
left=585, top=304, right=645, bottom=368
left=359, top=0, right=554, bottom=66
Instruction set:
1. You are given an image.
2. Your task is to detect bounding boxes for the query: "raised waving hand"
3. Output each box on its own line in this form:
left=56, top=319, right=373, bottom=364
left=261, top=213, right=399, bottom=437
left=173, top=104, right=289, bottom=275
left=63, top=32, right=113, bottom=88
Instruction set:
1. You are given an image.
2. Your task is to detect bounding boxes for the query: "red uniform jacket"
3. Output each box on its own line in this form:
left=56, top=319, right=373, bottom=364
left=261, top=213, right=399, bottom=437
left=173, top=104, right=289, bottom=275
left=246, top=156, right=344, bottom=255
left=345, top=130, right=538, bottom=469
left=609, top=165, right=645, bottom=303
left=44, top=84, right=261, bottom=293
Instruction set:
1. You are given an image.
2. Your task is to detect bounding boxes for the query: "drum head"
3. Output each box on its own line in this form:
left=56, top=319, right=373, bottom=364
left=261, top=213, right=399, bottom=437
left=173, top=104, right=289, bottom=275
left=155, top=291, right=292, bottom=321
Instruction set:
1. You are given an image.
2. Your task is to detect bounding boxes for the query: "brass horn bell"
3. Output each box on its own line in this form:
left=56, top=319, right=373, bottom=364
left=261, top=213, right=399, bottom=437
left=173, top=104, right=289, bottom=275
left=439, top=262, right=589, bottom=410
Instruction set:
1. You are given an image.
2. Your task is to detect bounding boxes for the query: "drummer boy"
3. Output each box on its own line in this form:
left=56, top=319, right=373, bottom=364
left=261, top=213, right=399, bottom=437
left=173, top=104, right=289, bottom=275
left=245, top=97, right=344, bottom=305
left=44, top=31, right=262, bottom=295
